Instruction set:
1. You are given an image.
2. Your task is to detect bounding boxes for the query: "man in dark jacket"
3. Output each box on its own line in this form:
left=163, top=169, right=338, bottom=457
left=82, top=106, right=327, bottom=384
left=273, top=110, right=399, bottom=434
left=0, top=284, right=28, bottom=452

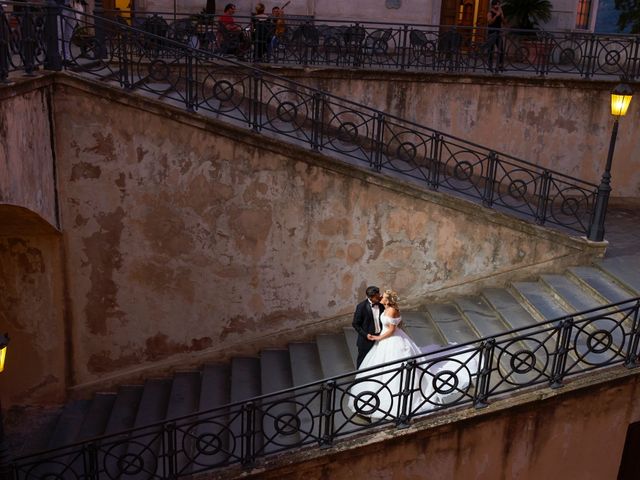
left=352, top=286, right=385, bottom=368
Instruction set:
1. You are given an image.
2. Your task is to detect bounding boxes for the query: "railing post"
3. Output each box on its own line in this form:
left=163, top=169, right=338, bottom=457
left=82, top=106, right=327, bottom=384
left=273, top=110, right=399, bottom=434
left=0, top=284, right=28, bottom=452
left=429, top=133, right=442, bottom=190
left=93, top=4, right=108, bottom=60
left=399, top=25, right=408, bottom=70
left=633, top=36, right=640, bottom=80
left=473, top=339, right=495, bottom=409
left=241, top=402, right=255, bottom=466
left=483, top=150, right=498, bottom=207
left=550, top=318, right=573, bottom=388
left=583, top=34, right=597, bottom=79
left=250, top=70, right=262, bottom=132
left=0, top=5, right=9, bottom=83
left=185, top=53, right=196, bottom=112
left=535, top=170, right=551, bottom=225
left=165, top=422, right=177, bottom=479
left=44, top=0, right=62, bottom=71
left=20, top=6, right=35, bottom=76
left=311, top=91, right=324, bottom=151
left=372, top=112, right=385, bottom=172
left=397, top=360, right=416, bottom=429
left=625, top=301, right=640, bottom=368
left=319, top=380, right=336, bottom=448
left=84, top=442, right=99, bottom=480
left=118, top=29, right=131, bottom=89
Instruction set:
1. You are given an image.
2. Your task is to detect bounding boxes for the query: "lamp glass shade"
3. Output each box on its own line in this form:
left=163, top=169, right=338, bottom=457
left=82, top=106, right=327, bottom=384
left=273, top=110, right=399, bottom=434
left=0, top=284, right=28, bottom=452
left=611, top=84, right=633, bottom=117
left=0, top=344, right=6, bottom=373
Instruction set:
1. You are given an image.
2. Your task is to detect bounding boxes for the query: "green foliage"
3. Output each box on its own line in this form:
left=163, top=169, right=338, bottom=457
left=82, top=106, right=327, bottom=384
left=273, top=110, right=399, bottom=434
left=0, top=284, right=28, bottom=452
left=502, top=0, right=553, bottom=29
left=615, top=0, right=640, bottom=33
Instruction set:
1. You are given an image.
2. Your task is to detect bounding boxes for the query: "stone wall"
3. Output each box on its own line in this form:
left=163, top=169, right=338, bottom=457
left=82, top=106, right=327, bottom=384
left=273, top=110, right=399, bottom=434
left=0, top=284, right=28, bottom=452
left=50, top=76, right=602, bottom=392
left=268, top=69, right=640, bottom=199
left=216, top=369, right=640, bottom=480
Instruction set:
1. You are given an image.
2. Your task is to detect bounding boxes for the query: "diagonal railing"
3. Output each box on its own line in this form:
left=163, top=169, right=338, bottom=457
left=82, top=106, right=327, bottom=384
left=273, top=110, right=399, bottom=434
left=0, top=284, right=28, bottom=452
left=9, top=298, right=640, bottom=478
left=1, top=1, right=600, bottom=236
left=66, top=8, right=640, bottom=79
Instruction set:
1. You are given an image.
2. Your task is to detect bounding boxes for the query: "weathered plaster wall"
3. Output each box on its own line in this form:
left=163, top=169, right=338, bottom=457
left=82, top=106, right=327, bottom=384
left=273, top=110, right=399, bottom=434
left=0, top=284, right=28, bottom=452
left=270, top=70, right=640, bottom=199
left=0, top=80, right=58, bottom=228
left=0, top=233, right=67, bottom=408
left=52, top=77, right=601, bottom=389
left=223, top=370, right=640, bottom=480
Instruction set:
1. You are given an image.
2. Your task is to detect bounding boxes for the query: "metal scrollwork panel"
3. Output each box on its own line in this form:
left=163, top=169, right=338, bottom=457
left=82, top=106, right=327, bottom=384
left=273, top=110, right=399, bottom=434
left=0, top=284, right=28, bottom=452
left=439, top=140, right=489, bottom=197
left=379, top=120, right=435, bottom=184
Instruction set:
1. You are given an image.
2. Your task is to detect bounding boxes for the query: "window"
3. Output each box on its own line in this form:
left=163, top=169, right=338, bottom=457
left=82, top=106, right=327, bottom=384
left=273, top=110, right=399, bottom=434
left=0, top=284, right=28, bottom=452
left=575, top=0, right=592, bottom=29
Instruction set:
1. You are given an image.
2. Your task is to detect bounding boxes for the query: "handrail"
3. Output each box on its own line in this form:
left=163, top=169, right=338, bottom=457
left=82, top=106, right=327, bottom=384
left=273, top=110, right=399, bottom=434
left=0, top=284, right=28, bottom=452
left=1, top=1, right=600, bottom=236
left=10, top=297, right=640, bottom=477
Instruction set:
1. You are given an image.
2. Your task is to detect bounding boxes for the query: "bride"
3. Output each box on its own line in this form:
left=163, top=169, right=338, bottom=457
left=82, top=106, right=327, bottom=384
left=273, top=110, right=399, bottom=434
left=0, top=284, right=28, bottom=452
left=348, top=289, right=433, bottom=420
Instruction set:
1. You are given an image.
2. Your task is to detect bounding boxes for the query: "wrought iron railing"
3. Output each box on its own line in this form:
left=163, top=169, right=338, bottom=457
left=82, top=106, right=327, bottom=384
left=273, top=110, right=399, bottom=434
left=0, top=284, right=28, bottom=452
left=55, top=7, right=640, bottom=79
left=10, top=298, right=640, bottom=478
left=1, top=2, right=600, bottom=236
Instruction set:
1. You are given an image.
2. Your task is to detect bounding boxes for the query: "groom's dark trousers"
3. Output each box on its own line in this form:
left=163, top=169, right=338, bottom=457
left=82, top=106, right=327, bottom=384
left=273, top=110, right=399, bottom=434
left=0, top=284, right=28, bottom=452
left=352, top=299, right=385, bottom=368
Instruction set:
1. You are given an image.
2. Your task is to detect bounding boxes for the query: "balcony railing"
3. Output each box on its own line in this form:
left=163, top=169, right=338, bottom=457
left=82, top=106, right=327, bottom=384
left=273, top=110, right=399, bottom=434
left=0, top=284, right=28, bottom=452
left=0, top=2, right=600, bottom=237
left=10, top=298, right=640, bottom=478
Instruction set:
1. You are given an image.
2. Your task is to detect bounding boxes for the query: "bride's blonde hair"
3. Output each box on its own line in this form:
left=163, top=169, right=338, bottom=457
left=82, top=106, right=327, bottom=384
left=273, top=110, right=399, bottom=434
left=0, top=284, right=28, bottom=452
left=384, top=289, right=400, bottom=308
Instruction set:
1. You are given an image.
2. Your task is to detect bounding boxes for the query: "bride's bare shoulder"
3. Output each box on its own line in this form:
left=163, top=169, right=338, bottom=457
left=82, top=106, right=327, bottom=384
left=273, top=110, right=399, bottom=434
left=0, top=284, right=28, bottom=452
left=386, top=306, right=400, bottom=318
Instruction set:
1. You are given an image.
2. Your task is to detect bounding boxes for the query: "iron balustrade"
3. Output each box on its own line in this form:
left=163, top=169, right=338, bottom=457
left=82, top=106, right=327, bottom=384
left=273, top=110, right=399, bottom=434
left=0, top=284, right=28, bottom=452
left=0, top=2, right=601, bottom=236
left=8, top=298, right=640, bottom=478
left=45, top=7, right=640, bottom=79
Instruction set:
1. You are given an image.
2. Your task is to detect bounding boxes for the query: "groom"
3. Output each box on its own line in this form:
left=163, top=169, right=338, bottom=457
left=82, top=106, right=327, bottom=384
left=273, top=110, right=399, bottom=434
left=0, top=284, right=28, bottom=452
left=352, top=286, right=385, bottom=368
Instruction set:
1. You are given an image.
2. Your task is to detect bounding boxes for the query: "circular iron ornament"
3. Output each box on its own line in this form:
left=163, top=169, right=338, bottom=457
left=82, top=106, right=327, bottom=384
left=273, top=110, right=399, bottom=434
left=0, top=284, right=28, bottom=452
left=276, top=101, right=299, bottom=123
left=148, top=60, right=170, bottom=82
left=266, top=91, right=309, bottom=133
left=337, top=121, right=359, bottom=143
left=498, top=339, right=549, bottom=385
left=548, top=187, right=591, bottom=228
left=510, top=349, right=537, bottom=374
left=383, top=129, right=431, bottom=172
left=262, top=402, right=315, bottom=446
left=574, top=317, right=625, bottom=366
left=587, top=329, right=613, bottom=354
left=432, top=369, right=459, bottom=395
left=507, top=179, right=529, bottom=200
left=396, top=141, right=417, bottom=163
left=353, top=390, right=381, bottom=416
left=453, top=160, right=474, bottom=181
left=597, top=42, right=629, bottom=74
left=212, top=80, right=236, bottom=102
left=104, top=440, right=156, bottom=479
left=274, top=412, right=301, bottom=436
left=327, top=110, right=370, bottom=153
left=26, top=461, right=81, bottom=480
left=181, top=421, right=236, bottom=467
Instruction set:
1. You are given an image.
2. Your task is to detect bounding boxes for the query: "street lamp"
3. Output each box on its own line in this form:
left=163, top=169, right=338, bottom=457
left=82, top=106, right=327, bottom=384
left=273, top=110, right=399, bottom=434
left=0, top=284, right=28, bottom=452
left=587, top=83, right=634, bottom=242
left=0, top=333, right=10, bottom=480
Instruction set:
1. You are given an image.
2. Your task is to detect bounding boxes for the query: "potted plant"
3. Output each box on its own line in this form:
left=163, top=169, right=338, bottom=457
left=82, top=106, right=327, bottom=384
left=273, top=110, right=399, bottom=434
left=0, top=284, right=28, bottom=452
left=502, top=0, right=552, bottom=64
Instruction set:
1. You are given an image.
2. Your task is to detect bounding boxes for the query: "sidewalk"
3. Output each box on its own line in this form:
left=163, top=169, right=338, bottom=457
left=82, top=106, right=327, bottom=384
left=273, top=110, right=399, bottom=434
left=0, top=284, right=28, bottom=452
left=604, top=205, right=640, bottom=258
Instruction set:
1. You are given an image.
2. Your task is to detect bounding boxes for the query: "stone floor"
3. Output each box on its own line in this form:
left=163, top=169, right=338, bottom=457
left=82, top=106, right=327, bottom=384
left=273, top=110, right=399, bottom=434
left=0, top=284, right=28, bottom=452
left=604, top=205, right=640, bottom=258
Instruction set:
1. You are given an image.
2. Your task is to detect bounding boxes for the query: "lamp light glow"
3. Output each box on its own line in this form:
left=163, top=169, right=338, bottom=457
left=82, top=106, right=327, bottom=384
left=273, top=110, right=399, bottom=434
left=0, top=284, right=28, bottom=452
left=0, top=334, right=8, bottom=374
left=611, top=83, right=633, bottom=117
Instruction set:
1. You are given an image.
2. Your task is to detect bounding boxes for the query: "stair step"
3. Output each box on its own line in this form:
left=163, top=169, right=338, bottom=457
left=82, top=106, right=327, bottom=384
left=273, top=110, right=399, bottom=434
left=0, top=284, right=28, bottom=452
left=401, top=311, right=444, bottom=347
left=77, top=392, right=116, bottom=440
left=261, top=349, right=298, bottom=453
left=540, top=274, right=604, bottom=313
left=568, top=266, right=636, bottom=303
left=47, top=400, right=91, bottom=449
left=199, top=363, right=231, bottom=411
left=456, top=296, right=508, bottom=338
left=597, top=255, right=640, bottom=294
left=426, top=303, right=478, bottom=344
left=166, top=371, right=201, bottom=419
left=512, top=282, right=569, bottom=321
left=342, top=327, right=359, bottom=367
left=288, top=343, right=324, bottom=386
left=482, top=288, right=539, bottom=330
left=133, top=378, right=173, bottom=428
left=103, top=385, right=144, bottom=435
left=230, top=357, right=262, bottom=403
left=316, top=333, right=355, bottom=377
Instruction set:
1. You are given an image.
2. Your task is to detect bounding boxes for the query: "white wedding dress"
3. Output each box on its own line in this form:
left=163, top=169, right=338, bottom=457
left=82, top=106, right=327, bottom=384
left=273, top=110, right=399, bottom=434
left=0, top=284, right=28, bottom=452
left=348, top=313, right=434, bottom=420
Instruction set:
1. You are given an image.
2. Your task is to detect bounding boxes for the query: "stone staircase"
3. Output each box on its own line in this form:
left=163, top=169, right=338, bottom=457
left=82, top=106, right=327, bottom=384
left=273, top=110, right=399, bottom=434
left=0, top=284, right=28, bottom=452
left=19, top=254, right=639, bottom=472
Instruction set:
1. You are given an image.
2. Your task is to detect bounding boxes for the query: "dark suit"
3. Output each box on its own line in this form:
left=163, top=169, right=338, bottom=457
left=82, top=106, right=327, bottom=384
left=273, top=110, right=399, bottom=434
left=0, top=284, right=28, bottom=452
left=352, top=299, right=385, bottom=368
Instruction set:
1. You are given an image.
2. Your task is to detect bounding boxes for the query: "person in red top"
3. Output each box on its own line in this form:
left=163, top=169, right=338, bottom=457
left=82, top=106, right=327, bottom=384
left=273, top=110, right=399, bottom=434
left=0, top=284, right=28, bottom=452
left=218, top=3, right=249, bottom=56
left=220, top=3, right=241, bottom=31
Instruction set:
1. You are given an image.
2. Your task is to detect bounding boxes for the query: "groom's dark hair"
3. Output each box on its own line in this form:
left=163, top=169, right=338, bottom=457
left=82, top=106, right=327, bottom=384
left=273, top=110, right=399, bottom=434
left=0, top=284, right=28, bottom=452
left=365, top=286, right=380, bottom=298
